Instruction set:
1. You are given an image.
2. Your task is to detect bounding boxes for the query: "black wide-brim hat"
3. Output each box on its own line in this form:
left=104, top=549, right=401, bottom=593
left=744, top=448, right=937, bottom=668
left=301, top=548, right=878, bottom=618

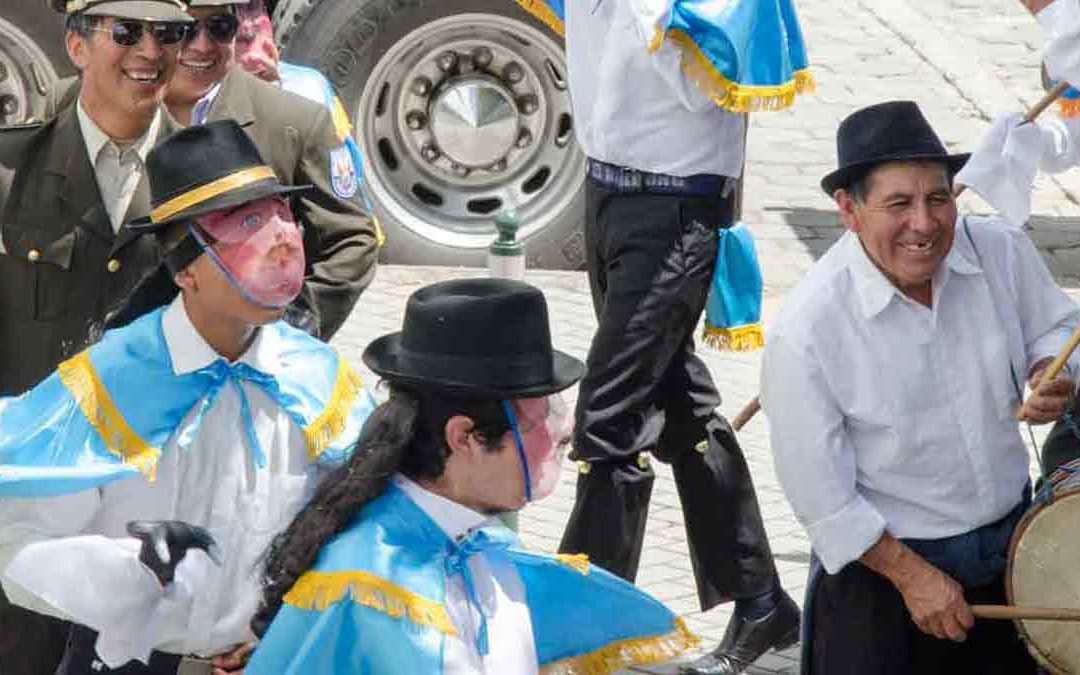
left=363, top=278, right=585, bottom=399
left=820, top=100, right=970, bottom=195
left=129, top=119, right=311, bottom=232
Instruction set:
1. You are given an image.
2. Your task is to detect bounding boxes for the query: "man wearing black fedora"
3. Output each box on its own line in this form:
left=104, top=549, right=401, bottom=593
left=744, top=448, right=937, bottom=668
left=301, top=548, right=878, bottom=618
left=0, top=119, right=375, bottom=674
left=761, top=100, right=1079, bottom=673
left=245, top=277, right=701, bottom=674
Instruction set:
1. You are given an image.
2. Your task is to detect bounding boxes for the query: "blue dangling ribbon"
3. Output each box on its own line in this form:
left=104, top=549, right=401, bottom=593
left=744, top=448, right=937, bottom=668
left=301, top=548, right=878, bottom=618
left=175, top=360, right=286, bottom=468
left=443, top=528, right=513, bottom=656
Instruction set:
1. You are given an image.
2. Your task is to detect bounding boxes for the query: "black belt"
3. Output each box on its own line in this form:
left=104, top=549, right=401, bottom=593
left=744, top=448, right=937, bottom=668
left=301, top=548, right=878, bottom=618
left=586, top=158, right=732, bottom=197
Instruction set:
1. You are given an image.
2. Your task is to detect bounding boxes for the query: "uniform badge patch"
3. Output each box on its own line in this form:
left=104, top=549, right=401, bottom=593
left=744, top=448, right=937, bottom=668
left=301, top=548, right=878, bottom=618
left=330, top=145, right=359, bottom=199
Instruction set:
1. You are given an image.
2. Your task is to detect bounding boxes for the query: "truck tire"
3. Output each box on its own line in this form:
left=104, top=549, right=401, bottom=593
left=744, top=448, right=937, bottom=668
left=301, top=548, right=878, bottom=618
left=274, top=0, right=586, bottom=270
left=0, top=5, right=67, bottom=125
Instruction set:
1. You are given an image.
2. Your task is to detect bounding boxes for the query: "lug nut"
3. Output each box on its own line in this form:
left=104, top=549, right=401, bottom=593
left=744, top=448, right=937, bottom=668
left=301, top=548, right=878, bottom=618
left=472, top=46, right=493, bottom=69
left=518, top=94, right=539, bottom=115
left=0, top=95, right=17, bottom=117
left=515, top=129, right=532, bottom=148
left=451, top=163, right=470, bottom=177
left=0, top=62, right=8, bottom=83
left=405, top=111, right=427, bottom=130
left=503, top=62, right=525, bottom=84
left=421, top=144, right=441, bottom=162
left=436, top=51, right=459, bottom=72
left=490, top=158, right=507, bottom=172
left=410, top=77, right=432, bottom=96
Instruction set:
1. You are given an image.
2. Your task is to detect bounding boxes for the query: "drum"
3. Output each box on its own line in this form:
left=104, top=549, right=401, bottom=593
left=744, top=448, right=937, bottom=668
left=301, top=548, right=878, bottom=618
left=1007, top=475, right=1080, bottom=674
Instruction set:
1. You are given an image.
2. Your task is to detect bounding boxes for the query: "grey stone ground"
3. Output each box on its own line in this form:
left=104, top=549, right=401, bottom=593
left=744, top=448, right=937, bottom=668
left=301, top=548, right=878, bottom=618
left=332, top=1, right=1080, bottom=671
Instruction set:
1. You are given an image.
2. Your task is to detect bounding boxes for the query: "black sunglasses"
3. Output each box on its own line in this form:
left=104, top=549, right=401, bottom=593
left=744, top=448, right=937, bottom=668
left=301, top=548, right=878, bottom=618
left=184, top=13, right=240, bottom=43
left=89, top=20, right=190, bottom=47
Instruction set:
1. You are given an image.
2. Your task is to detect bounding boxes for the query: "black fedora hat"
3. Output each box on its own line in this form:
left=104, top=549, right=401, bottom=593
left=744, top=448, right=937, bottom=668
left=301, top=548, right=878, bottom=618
left=363, top=278, right=584, bottom=399
left=130, top=119, right=310, bottom=231
left=820, top=101, right=970, bottom=195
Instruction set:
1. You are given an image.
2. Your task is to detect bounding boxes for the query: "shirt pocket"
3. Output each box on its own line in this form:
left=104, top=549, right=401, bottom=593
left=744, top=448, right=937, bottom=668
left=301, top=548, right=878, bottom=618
left=0, top=224, right=76, bottom=322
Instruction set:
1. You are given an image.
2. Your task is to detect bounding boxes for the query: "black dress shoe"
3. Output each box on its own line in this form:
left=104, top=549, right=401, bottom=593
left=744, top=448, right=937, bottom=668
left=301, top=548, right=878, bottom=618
left=679, top=591, right=801, bottom=675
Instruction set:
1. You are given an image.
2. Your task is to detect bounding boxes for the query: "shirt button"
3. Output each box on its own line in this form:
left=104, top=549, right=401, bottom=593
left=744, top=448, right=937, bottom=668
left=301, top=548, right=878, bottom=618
left=107, top=258, right=121, bottom=273
left=27, top=249, right=40, bottom=262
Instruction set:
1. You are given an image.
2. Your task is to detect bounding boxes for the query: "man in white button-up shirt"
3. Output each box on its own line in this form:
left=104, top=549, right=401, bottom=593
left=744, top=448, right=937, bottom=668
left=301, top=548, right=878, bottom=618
left=763, top=101, right=1078, bottom=674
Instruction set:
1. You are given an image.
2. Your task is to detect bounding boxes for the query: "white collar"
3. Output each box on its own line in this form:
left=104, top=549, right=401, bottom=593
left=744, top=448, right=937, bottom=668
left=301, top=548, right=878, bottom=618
left=76, top=98, right=160, bottom=165
left=393, top=475, right=490, bottom=540
left=161, top=295, right=278, bottom=375
left=843, top=222, right=983, bottom=319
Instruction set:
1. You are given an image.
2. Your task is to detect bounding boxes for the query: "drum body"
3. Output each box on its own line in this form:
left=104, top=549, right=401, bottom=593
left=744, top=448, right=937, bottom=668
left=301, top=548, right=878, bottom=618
left=1007, top=483, right=1080, bottom=674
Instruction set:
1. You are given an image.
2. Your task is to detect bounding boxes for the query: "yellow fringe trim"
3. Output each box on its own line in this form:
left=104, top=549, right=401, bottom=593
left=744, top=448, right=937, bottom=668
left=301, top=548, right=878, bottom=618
left=331, top=96, right=354, bottom=144
left=556, top=553, right=591, bottom=575
left=515, top=0, right=565, bottom=37
left=57, top=352, right=161, bottom=480
left=657, top=26, right=815, bottom=113
left=1059, top=97, right=1080, bottom=119
left=540, top=616, right=700, bottom=675
left=284, top=569, right=458, bottom=636
left=303, top=358, right=364, bottom=460
left=701, top=323, right=764, bottom=352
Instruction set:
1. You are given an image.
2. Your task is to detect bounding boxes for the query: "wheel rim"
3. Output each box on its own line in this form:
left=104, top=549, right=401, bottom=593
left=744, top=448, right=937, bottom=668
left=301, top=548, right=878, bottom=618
left=0, top=16, right=57, bottom=125
left=358, top=13, right=584, bottom=250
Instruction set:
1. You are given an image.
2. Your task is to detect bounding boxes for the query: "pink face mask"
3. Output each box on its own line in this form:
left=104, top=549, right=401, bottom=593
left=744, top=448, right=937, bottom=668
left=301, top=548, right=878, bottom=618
left=507, top=395, right=573, bottom=502
left=235, top=1, right=280, bottom=83
left=190, top=197, right=306, bottom=309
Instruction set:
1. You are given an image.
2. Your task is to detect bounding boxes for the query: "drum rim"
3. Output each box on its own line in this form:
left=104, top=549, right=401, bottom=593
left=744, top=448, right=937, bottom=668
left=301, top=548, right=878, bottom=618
left=1005, top=483, right=1080, bottom=675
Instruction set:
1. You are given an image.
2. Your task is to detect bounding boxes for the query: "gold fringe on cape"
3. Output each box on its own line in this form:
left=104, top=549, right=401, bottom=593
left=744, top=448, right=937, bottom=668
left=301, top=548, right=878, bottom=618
left=702, top=323, right=764, bottom=352
left=540, top=616, right=700, bottom=675
left=654, top=26, right=815, bottom=113
left=284, top=569, right=459, bottom=636
left=515, top=0, right=565, bottom=36
left=303, top=359, right=364, bottom=459
left=1060, top=97, right=1080, bottom=119
left=556, top=553, right=591, bottom=575
left=58, top=351, right=161, bottom=480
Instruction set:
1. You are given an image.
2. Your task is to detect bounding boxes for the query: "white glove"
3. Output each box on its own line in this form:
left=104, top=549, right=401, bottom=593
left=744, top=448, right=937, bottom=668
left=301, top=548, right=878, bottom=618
left=1037, top=0, right=1080, bottom=85
left=955, top=112, right=1043, bottom=226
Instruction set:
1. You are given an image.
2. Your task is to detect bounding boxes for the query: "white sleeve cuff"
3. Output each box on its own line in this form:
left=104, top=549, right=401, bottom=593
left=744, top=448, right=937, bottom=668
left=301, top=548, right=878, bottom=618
left=807, top=495, right=887, bottom=574
left=1038, top=0, right=1080, bottom=38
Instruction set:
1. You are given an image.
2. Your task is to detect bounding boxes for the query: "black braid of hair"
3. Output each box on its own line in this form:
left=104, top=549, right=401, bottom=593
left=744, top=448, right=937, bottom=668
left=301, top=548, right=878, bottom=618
left=250, top=385, right=511, bottom=637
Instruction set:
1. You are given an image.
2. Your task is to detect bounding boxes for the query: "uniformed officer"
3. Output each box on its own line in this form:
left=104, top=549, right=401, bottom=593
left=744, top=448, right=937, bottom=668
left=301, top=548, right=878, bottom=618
left=164, top=0, right=378, bottom=340
left=0, top=1, right=193, bottom=671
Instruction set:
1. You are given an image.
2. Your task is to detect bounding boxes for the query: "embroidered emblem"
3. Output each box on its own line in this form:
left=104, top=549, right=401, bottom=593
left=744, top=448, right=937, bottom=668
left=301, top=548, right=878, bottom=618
left=330, top=145, right=359, bottom=199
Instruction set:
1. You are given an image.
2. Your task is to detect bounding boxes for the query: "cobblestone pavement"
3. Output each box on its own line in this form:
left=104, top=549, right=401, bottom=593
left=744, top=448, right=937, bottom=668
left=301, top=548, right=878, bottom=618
left=331, top=1, right=1080, bottom=671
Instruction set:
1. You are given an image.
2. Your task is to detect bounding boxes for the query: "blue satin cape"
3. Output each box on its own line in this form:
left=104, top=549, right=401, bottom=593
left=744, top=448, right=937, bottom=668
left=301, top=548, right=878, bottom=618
left=248, top=483, right=698, bottom=674
left=0, top=307, right=375, bottom=498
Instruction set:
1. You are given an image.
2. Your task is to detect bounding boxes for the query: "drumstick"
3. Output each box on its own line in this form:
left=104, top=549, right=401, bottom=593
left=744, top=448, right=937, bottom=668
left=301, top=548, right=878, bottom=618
left=1018, top=323, right=1080, bottom=420
left=732, top=397, right=760, bottom=432
left=953, top=81, right=1071, bottom=198
left=972, top=604, right=1080, bottom=622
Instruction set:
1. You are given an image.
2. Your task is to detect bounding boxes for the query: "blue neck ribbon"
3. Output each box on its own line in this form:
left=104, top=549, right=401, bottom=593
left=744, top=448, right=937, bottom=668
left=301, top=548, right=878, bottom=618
left=444, top=528, right=512, bottom=656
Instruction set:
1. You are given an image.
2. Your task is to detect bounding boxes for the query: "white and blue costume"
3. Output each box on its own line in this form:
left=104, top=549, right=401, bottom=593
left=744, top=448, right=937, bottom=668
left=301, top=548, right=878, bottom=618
left=248, top=479, right=698, bottom=674
left=0, top=297, right=375, bottom=665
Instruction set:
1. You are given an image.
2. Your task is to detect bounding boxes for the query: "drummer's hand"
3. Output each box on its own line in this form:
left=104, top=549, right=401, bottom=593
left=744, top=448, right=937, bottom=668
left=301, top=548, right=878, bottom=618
left=1021, top=358, right=1075, bottom=424
left=897, top=562, right=974, bottom=642
left=211, top=641, right=254, bottom=674
left=1021, top=0, right=1056, bottom=14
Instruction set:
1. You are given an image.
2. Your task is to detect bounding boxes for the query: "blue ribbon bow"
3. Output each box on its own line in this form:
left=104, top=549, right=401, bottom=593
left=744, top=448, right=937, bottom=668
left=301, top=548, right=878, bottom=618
left=444, top=528, right=514, bottom=656
left=176, top=360, right=288, bottom=468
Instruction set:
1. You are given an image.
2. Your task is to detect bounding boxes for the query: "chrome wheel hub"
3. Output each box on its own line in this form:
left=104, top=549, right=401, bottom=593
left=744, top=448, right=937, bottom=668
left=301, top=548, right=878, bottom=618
left=357, top=13, right=583, bottom=248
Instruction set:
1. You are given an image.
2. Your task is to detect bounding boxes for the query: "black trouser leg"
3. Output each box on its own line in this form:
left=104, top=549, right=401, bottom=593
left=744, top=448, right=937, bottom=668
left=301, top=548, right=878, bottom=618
left=1040, top=401, right=1080, bottom=476
left=57, top=624, right=182, bottom=675
left=0, top=585, right=70, bottom=675
left=811, top=562, right=1036, bottom=675
left=560, top=180, right=775, bottom=603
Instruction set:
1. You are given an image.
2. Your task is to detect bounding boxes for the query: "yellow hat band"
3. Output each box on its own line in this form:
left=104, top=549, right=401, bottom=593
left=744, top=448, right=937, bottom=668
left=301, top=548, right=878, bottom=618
left=150, top=166, right=277, bottom=224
